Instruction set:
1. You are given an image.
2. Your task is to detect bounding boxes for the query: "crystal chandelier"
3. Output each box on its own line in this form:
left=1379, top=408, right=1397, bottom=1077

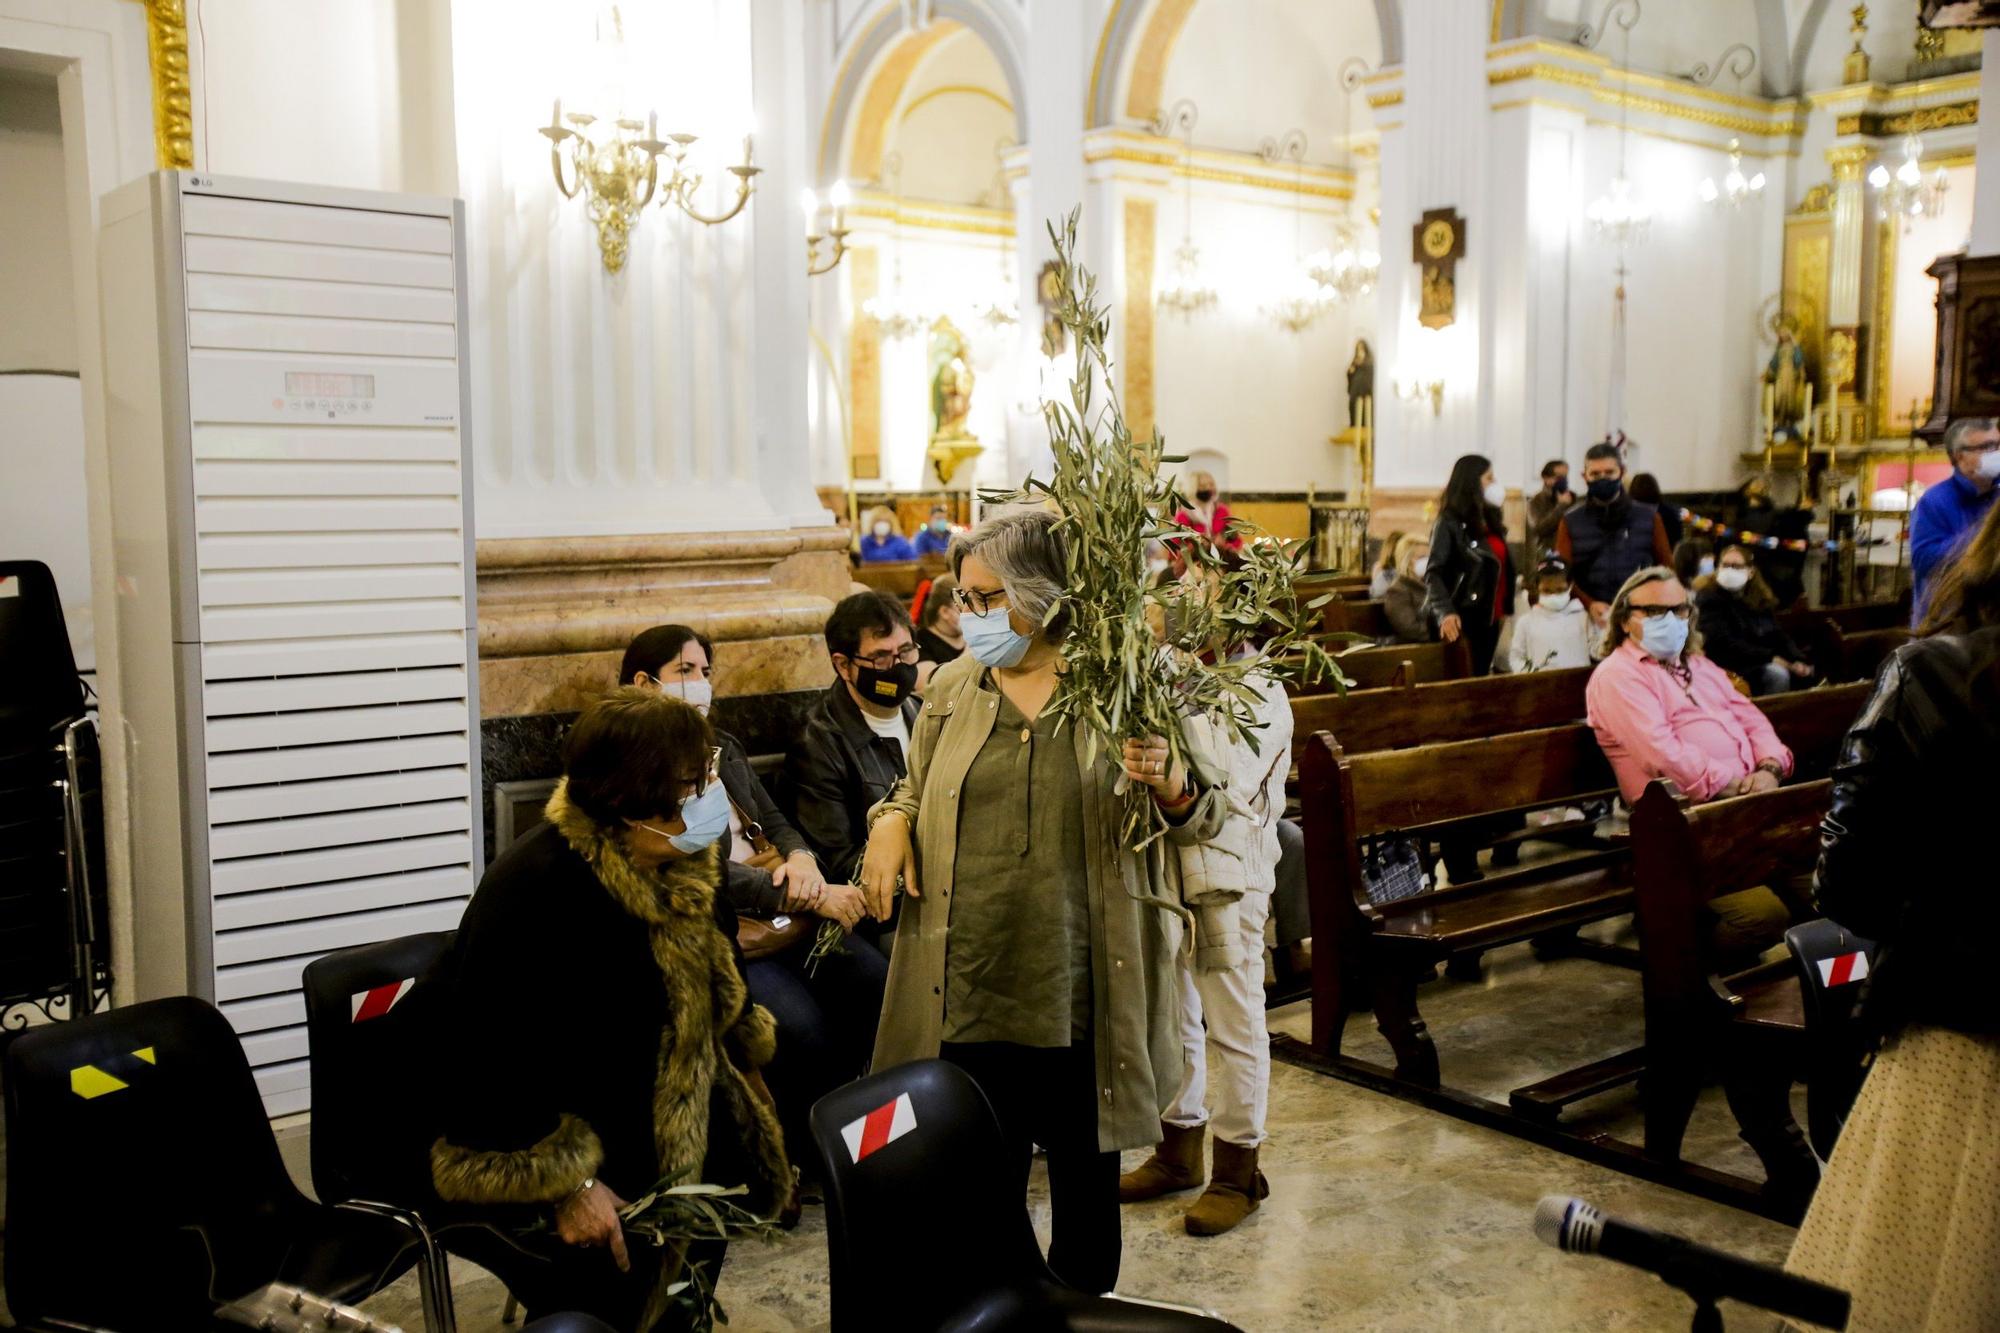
left=973, top=141, right=1020, bottom=329
left=1869, top=134, right=1949, bottom=228
left=861, top=152, right=927, bottom=340
left=1313, top=58, right=1381, bottom=306
left=1696, top=137, right=1766, bottom=208
left=1259, top=129, right=1334, bottom=333
left=1153, top=100, right=1218, bottom=318
left=537, top=6, right=758, bottom=274
left=1583, top=0, right=1648, bottom=247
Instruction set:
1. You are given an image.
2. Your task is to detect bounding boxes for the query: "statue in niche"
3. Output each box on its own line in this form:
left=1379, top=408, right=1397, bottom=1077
left=927, top=316, right=983, bottom=485
left=1764, top=321, right=1808, bottom=432
left=1037, top=260, right=1068, bottom=359
left=1346, top=339, right=1374, bottom=429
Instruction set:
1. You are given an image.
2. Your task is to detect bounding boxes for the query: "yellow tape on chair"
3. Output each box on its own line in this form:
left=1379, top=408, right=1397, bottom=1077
left=70, top=1046, right=157, bottom=1099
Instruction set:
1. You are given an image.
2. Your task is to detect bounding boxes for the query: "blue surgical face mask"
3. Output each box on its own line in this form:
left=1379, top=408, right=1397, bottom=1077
left=1637, top=614, right=1689, bottom=661
left=641, top=779, right=731, bottom=855
left=962, top=604, right=1033, bottom=668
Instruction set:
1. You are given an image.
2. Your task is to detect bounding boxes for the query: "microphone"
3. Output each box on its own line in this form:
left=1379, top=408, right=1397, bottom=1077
left=1534, top=1196, right=1850, bottom=1330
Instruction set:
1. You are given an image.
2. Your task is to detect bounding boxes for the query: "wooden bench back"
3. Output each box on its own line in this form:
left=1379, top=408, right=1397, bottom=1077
left=1757, top=681, right=1869, bottom=777
left=1335, top=725, right=1616, bottom=836
left=1824, top=626, right=1910, bottom=684
left=852, top=561, right=921, bottom=597
left=1287, top=638, right=1473, bottom=694
left=1289, top=667, right=1590, bottom=754
left=1320, top=598, right=1394, bottom=638
left=1631, top=778, right=1831, bottom=1009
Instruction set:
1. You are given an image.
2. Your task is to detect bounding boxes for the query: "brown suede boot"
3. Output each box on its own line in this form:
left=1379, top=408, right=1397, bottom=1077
left=1184, top=1139, right=1269, bottom=1236
left=1117, top=1120, right=1205, bottom=1202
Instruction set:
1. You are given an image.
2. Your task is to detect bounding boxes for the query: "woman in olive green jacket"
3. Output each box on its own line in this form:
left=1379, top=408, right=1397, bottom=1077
left=858, top=509, right=1227, bottom=1294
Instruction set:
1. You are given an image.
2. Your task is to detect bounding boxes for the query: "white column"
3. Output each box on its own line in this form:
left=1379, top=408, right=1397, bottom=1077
left=1972, top=30, right=2000, bottom=256
left=751, top=0, right=830, bottom=527
left=1827, top=159, right=1866, bottom=327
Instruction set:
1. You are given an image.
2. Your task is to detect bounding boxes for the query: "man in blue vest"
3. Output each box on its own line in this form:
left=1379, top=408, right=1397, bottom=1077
left=1910, top=417, right=2000, bottom=620
left=1555, top=441, right=1674, bottom=627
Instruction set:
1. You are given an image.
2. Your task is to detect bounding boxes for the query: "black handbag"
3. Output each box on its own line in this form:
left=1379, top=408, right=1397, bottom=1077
left=1359, top=833, right=1429, bottom=906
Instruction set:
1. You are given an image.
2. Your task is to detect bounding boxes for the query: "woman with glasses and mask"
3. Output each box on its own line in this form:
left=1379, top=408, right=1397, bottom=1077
left=621, top=626, right=884, bottom=1176
left=858, top=508, right=1230, bottom=1295
left=1692, top=545, right=1815, bottom=696
left=1583, top=567, right=1819, bottom=1201
left=426, top=688, right=790, bottom=1330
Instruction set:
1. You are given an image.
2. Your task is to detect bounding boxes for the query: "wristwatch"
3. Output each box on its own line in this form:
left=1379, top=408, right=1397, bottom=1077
left=1755, top=758, right=1783, bottom=777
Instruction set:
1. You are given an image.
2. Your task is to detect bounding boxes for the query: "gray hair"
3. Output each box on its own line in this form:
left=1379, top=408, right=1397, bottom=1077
left=949, top=507, right=1072, bottom=641
left=1944, top=417, right=2000, bottom=459
left=1599, top=564, right=1703, bottom=658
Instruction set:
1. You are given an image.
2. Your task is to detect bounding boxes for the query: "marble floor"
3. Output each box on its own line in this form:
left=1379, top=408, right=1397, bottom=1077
left=344, top=923, right=1805, bottom=1332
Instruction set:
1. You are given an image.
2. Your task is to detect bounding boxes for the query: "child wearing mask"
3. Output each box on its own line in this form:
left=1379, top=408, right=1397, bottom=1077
left=859, top=507, right=917, bottom=563
left=1508, top=557, right=1595, bottom=672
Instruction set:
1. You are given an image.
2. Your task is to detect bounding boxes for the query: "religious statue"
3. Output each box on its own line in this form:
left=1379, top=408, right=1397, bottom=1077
left=1037, top=260, right=1068, bottom=359
left=1346, top=339, right=1374, bottom=429
left=926, top=316, right=983, bottom=485
left=1764, top=323, right=1807, bottom=431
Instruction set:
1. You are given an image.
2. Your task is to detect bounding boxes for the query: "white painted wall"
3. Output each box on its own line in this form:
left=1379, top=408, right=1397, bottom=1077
left=0, top=66, right=92, bottom=672
left=1160, top=0, right=1380, bottom=155
left=192, top=0, right=457, bottom=196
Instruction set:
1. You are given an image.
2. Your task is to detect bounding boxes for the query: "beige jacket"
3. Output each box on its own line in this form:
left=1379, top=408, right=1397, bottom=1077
left=868, top=653, right=1229, bottom=1152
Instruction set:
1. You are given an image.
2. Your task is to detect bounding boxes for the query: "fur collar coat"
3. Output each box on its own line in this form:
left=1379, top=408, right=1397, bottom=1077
left=426, top=781, right=790, bottom=1325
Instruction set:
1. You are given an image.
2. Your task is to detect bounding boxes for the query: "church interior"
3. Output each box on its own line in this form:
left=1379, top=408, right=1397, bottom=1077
left=3, top=1, right=1998, bottom=1330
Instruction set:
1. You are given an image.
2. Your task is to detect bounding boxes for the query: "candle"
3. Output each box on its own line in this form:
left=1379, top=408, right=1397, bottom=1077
left=1803, top=382, right=1815, bottom=444
left=800, top=187, right=819, bottom=229
left=1762, top=382, right=1774, bottom=439
left=829, top=178, right=852, bottom=226
left=552, top=98, right=564, bottom=128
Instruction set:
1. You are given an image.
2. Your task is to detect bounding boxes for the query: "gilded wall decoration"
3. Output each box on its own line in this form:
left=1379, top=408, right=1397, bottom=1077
left=1413, top=207, right=1464, bottom=330
left=849, top=247, right=882, bottom=481
left=1122, top=195, right=1156, bottom=442
left=1782, top=218, right=1831, bottom=378
left=130, top=0, right=193, bottom=169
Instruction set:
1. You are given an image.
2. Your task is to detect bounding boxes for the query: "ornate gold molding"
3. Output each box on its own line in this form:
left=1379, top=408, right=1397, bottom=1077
left=1870, top=214, right=1896, bottom=441
left=1123, top=0, right=1197, bottom=125
left=1083, top=141, right=1353, bottom=202
left=898, top=83, right=1013, bottom=124
left=1796, top=182, right=1835, bottom=214
left=1368, top=89, right=1404, bottom=110
left=1826, top=143, right=1871, bottom=180
left=1123, top=195, right=1156, bottom=444
left=132, top=0, right=193, bottom=169
left=1838, top=99, right=1978, bottom=136
left=848, top=247, right=881, bottom=481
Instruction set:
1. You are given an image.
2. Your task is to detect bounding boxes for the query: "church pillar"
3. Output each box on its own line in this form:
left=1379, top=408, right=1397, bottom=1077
left=1973, top=30, right=2000, bottom=256
left=449, top=0, right=845, bottom=853
left=1823, top=143, right=1871, bottom=440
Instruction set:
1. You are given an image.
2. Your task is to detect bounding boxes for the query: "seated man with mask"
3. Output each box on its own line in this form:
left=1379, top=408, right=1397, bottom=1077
left=787, top=592, right=922, bottom=898
left=1585, top=566, right=1798, bottom=958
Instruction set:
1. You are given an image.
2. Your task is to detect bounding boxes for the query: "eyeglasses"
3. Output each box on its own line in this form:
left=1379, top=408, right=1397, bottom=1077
left=846, top=644, right=920, bottom=671
left=952, top=585, right=1010, bottom=616
left=1628, top=603, right=1694, bottom=621
left=1960, top=439, right=2000, bottom=455
left=672, top=746, right=723, bottom=798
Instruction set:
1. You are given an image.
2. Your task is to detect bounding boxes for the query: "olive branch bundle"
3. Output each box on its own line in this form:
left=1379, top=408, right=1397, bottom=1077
left=983, top=210, right=1342, bottom=846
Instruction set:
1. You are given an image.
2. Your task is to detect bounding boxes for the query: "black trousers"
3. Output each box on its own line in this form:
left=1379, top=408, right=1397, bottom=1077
left=939, top=1039, right=1121, bottom=1294
left=746, top=932, right=888, bottom=1174
left=1466, top=615, right=1502, bottom=676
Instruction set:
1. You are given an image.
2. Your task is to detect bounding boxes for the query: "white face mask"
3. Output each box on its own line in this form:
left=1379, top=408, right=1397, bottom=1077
left=872, top=522, right=892, bottom=539
left=1483, top=481, right=1507, bottom=509
left=1715, top=567, right=1751, bottom=592
left=658, top=676, right=713, bottom=716
left=1412, top=557, right=1429, bottom=578
left=1978, top=449, right=2000, bottom=480
left=1541, top=591, right=1571, bottom=612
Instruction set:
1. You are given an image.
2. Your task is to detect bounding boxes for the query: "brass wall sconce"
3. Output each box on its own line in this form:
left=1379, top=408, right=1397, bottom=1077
left=1398, top=376, right=1445, bottom=416
left=803, top=181, right=853, bottom=276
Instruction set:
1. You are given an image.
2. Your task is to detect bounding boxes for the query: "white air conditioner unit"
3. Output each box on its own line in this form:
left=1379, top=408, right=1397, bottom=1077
left=100, top=172, right=480, bottom=1114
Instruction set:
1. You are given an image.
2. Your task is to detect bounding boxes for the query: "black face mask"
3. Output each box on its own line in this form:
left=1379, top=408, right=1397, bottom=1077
left=1586, top=477, right=1623, bottom=504
left=1194, top=489, right=1216, bottom=504
left=851, top=660, right=917, bottom=707
left=1551, top=475, right=1570, bottom=495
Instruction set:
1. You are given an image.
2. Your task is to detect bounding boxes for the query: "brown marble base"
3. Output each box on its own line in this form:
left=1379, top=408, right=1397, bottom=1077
left=475, top=526, right=849, bottom=718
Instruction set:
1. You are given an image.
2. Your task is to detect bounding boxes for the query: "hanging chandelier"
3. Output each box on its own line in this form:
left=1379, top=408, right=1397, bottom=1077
left=1312, top=58, right=1381, bottom=306
left=1259, top=129, right=1335, bottom=333
left=1696, top=138, right=1766, bottom=208
left=1869, top=134, right=1949, bottom=227
left=861, top=151, right=928, bottom=340
left=1152, top=100, right=1218, bottom=318
left=973, top=140, right=1020, bottom=329
left=1582, top=0, right=1648, bottom=247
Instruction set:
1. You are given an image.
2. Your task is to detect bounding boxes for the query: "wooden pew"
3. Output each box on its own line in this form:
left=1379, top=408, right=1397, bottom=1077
left=1296, top=683, right=1867, bottom=1099
left=1630, top=779, right=1829, bottom=1169
left=1777, top=597, right=1909, bottom=677
left=1320, top=598, right=1394, bottom=639
left=852, top=561, right=921, bottom=599
left=1289, top=667, right=1591, bottom=755
left=1820, top=625, right=1910, bottom=684
left=1297, top=572, right=1371, bottom=599
left=1287, top=638, right=1474, bottom=695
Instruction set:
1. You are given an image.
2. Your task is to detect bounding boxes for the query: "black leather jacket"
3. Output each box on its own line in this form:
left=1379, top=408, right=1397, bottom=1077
left=1815, top=626, right=2000, bottom=1034
left=783, top=681, right=920, bottom=883
left=1424, top=511, right=1507, bottom=626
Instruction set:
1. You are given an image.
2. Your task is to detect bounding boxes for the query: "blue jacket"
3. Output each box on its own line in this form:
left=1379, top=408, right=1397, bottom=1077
left=912, top=526, right=953, bottom=556
left=1911, top=471, right=1998, bottom=617
left=860, top=532, right=917, bottom=563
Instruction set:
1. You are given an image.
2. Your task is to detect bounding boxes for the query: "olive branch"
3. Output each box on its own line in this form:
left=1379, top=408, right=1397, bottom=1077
left=982, top=210, right=1342, bottom=846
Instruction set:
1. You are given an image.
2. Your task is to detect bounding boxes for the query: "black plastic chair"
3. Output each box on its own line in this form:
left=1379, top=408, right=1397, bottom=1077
left=2, top=995, right=453, bottom=1331
left=1784, top=919, right=1880, bottom=1158
left=0, top=559, right=106, bottom=1022
left=810, top=1060, right=1241, bottom=1332
left=302, top=933, right=545, bottom=1326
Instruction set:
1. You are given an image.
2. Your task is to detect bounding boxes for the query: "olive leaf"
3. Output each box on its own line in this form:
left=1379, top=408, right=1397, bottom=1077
left=981, top=209, right=1342, bottom=847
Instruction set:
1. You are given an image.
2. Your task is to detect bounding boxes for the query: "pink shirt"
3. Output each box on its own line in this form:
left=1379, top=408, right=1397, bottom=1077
left=1585, top=640, right=1793, bottom=804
